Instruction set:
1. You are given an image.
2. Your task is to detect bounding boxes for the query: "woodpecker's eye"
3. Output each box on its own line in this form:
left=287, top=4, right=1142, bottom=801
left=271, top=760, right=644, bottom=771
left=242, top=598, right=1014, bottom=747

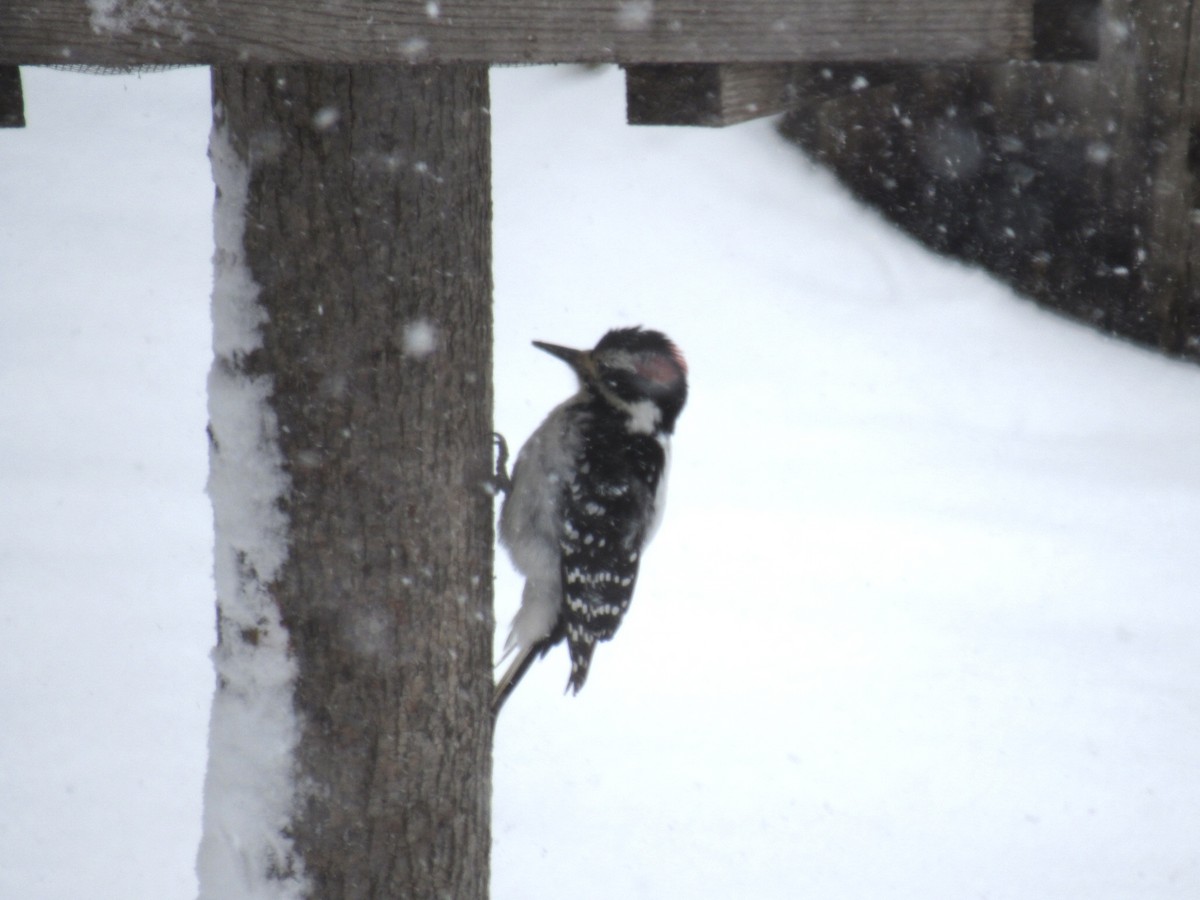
left=598, top=368, right=641, bottom=401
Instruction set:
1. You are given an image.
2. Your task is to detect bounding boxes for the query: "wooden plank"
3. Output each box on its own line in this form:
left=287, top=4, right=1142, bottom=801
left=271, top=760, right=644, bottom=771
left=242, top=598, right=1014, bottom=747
left=0, top=66, right=24, bottom=127
left=1, top=0, right=1036, bottom=66
left=1185, top=1, right=1200, bottom=360
left=626, top=65, right=800, bottom=127
left=1144, top=0, right=1200, bottom=358
left=625, top=63, right=904, bottom=126
left=624, top=1, right=1100, bottom=129
left=1033, top=0, right=1101, bottom=62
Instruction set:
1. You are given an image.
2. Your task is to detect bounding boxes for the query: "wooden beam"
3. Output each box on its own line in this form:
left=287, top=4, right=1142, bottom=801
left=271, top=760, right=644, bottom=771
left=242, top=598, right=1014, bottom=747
left=626, top=64, right=800, bottom=127
left=623, top=2, right=1098, bottom=129
left=0, top=66, right=23, bottom=127
left=1033, top=0, right=1101, bottom=62
left=1, top=0, right=1038, bottom=67
left=625, top=63, right=904, bottom=127
left=1142, top=0, right=1200, bottom=356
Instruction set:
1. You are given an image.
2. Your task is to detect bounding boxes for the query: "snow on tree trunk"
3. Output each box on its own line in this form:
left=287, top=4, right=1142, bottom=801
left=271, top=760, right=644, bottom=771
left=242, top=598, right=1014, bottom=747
left=197, top=65, right=494, bottom=899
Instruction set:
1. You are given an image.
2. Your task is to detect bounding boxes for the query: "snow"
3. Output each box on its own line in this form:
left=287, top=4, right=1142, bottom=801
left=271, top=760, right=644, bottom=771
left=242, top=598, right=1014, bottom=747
left=87, top=0, right=190, bottom=39
left=402, top=318, right=440, bottom=359
left=0, top=68, right=212, bottom=900
left=2, top=63, right=1199, bottom=899
left=196, top=118, right=306, bottom=898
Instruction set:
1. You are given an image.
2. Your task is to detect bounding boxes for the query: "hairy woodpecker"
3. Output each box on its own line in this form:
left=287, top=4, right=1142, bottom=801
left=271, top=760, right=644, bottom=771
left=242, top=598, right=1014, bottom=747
left=493, top=327, right=688, bottom=713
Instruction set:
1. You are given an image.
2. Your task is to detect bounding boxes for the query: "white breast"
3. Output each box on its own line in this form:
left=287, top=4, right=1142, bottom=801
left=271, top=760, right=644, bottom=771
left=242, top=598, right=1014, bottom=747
left=644, top=434, right=671, bottom=546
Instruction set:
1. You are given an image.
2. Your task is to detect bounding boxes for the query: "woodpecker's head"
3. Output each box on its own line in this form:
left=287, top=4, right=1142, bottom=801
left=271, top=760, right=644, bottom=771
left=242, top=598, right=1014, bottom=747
left=533, top=327, right=688, bottom=435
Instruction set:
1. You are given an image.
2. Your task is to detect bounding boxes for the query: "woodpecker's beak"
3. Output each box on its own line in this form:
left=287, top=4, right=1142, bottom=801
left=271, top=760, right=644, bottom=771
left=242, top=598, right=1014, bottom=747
left=532, top=340, right=590, bottom=375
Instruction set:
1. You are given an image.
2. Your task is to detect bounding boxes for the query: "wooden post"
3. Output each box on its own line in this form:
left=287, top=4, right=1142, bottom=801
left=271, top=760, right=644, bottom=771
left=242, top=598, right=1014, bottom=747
left=202, top=64, right=493, bottom=898
left=625, top=64, right=810, bottom=127
left=0, top=66, right=23, bottom=127
left=1140, top=0, right=1200, bottom=355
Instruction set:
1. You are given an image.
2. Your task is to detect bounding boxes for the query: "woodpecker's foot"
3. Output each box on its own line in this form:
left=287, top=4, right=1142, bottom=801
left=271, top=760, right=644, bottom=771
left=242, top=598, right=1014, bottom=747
left=490, top=432, right=513, bottom=495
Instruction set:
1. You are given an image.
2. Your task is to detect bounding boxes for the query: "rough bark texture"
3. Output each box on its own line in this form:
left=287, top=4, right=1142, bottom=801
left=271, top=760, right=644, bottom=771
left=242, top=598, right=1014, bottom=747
left=212, top=64, right=493, bottom=899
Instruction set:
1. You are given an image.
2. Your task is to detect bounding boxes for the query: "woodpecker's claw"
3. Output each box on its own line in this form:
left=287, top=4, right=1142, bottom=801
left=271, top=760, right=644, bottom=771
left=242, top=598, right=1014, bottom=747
left=491, top=432, right=512, bottom=495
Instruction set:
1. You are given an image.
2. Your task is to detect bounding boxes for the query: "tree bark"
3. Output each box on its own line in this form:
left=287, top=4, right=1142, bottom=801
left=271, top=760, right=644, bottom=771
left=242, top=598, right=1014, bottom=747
left=209, top=64, right=493, bottom=899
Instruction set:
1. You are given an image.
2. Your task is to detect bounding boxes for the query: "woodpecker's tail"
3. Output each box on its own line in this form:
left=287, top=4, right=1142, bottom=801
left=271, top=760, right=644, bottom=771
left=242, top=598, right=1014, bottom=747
left=565, top=625, right=599, bottom=695
left=493, top=577, right=564, bottom=714
left=492, top=629, right=559, bottom=715
left=492, top=644, right=538, bottom=714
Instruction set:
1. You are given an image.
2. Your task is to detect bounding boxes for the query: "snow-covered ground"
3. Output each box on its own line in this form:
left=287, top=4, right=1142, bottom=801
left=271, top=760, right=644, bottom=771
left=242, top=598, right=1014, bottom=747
left=3, top=64, right=1199, bottom=899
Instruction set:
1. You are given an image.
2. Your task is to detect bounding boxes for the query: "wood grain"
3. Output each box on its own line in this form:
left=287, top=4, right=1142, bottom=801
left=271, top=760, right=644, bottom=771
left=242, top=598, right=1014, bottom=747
left=2, top=0, right=1034, bottom=66
left=626, top=64, right=799, bottom=127
left=625, top=63, right=912, bottom=126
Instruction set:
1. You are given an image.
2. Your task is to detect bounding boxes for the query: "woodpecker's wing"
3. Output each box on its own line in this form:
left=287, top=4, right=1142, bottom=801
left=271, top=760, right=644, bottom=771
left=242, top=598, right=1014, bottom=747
left=559, top=434, right=664, bottom=693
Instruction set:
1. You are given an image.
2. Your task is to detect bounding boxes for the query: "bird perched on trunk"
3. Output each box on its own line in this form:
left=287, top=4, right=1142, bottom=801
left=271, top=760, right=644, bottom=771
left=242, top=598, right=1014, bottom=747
left=492, top=327, right=688, bottom=713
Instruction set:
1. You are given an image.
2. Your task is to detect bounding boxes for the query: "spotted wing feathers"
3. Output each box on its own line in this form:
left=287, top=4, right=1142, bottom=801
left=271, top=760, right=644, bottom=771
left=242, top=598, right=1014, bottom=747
left=559, top=440, right=662, bottom=693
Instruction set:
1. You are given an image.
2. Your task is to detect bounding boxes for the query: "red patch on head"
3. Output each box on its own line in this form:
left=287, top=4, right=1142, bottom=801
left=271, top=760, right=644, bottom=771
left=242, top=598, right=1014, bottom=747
left=636, top=351, right=685, bottom=385
left=668, top=343, right=688, bottom=375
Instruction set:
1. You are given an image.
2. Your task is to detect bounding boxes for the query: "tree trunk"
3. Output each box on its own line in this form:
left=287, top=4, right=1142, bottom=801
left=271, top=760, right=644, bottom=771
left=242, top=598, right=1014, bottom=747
left=204, top=64, right=493, bottom=899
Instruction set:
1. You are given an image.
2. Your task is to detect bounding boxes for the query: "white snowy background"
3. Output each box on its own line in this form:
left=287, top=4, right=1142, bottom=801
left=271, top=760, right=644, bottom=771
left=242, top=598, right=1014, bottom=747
left=3, top=64, right=1199, bottom=899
